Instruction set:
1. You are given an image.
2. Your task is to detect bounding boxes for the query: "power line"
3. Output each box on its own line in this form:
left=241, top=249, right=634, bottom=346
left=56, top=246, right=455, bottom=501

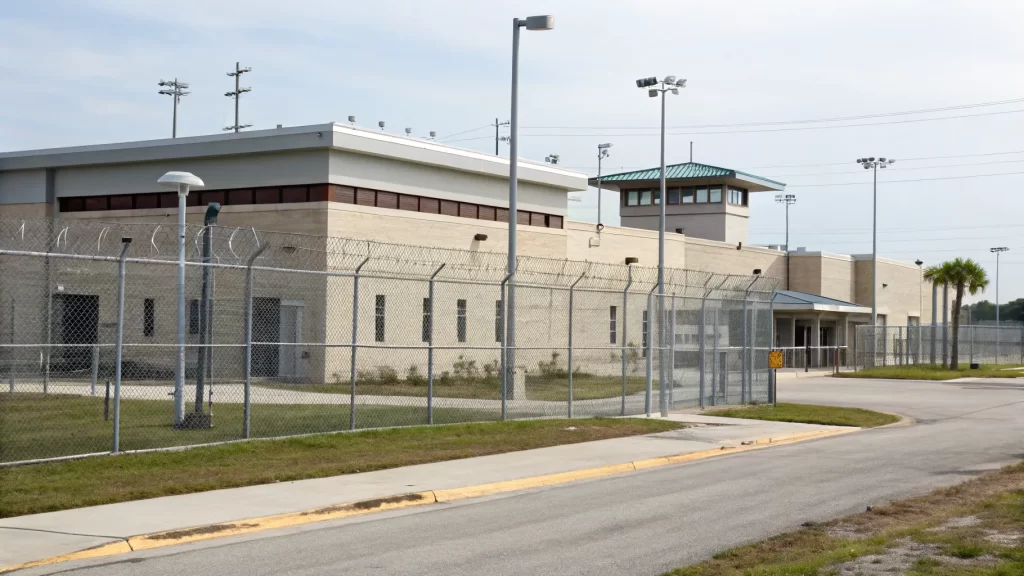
left=564, top=155, right=1024, bottom=175
left=786, top=170, right=1024, bottom=188
left=522, top=97, right=1024, bottom=130
left=508, top=107, right=1024, bottom=138
left=437, top=125, right=494, bottom=141
left=751, top=223, right=1024, bottom=235
left=762, top=157, right=1024, bottom=178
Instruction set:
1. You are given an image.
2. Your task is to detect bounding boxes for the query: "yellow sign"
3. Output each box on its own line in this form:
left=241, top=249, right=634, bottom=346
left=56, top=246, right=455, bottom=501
left=768, top=350, right=784, bottom=369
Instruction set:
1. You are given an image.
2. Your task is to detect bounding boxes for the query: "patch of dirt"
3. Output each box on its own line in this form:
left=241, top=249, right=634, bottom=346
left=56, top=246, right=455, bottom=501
left=302, top=492, right=427, bottom=516
left=832, top=538, right=997, bottom=576
left=147, top=522, right=259, bottom=540
left=984, top=530, right=1023, bottom=546
left=825, top=523, right=867, bottom=539
left=927, top=515, right=983, bottom=531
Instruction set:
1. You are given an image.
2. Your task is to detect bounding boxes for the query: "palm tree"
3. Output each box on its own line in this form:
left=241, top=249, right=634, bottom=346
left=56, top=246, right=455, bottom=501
left=923, top=258, right=989, bottom=369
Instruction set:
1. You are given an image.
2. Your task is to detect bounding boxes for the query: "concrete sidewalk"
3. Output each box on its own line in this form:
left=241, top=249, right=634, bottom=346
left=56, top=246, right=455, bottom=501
left=0, top=414, right=855, bottom=570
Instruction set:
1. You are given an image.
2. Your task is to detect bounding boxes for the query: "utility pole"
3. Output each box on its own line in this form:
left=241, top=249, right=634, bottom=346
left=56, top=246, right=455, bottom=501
left=492, top=118, right=510, bottom=155
left=775, top=194, right=797, bottom=289
left=224, top=63, right=253, bottom=133
left=158, top=79, right=190, bottom=138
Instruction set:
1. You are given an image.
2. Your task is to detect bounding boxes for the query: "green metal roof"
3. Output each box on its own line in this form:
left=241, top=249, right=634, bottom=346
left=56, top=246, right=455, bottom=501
left=596, top=162, right=786, bottom=190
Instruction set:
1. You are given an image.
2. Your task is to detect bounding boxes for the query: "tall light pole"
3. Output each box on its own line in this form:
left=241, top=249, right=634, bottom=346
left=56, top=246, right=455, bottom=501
left=596, top=143, right=612, bottom=230
left=991, top=246, right=1009, bottom=361
left=775, top=194, right=796, bottom=289
left=158, top=79, right=190, bottom=138
left=916, top=259, right=923, bottom=363
left=224, top=62, right=252, bottom=133
left=158, top=171, right=204, bottom=427
left=636, top=75, right=686, bottom=416
left=507, top=15, right=554, bottom=400
left=856, top=157, right=895, bottom=363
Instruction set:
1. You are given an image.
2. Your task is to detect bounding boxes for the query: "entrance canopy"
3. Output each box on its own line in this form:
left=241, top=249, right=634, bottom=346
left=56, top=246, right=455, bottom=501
left=772, top=290, right=870, bottom=314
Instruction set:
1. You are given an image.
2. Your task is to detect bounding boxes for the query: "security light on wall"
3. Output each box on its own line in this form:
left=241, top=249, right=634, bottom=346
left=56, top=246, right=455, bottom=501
left=473, top=233, right=488, bottom=241
left=348, top=116, right=356, bottom=125
left=625, top=257, right=639, bottom=265
left=753, top=268, right=762, bottom=275
left=405, top=127, right=412, bottom=136
left=378, top=121, right=386, bottom=130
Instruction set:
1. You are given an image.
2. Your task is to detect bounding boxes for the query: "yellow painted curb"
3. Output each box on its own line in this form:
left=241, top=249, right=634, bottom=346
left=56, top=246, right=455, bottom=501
left=0, top=426, right=860, bottom=573
left=433, top=463, right=635, bottom=503
left=0, top=540, right=132, bottom=573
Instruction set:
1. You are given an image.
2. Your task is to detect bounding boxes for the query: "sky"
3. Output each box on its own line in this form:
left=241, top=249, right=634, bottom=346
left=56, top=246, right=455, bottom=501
left=1, top=0, right=1023, bottom=303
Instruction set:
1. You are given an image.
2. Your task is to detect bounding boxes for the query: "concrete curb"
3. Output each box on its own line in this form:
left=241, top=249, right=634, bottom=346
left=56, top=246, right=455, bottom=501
left=0, top=427, right=857, bottom=574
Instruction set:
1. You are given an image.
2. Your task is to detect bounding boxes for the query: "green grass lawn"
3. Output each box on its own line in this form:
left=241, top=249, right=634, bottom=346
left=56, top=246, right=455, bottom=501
left=707, top=403, right=900, bottom=428
left=836, top=363, right=1024, bottom=381
left=0, top=393, right=497, bottom=462
left=663, top=462, right=1024, bottom=576
left=261, top=373, right=651, bottom=402
left=0, top=417, right=683, bottom=518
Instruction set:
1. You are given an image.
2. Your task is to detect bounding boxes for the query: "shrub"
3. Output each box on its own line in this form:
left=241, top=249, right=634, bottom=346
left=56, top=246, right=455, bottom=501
left=406, top=365, right=426, bottom=386
left=375, top=365, right=399, bottom=384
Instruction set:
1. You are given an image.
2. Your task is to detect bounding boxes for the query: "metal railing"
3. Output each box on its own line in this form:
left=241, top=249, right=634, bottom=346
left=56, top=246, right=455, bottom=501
left=854, top=325, right=1024, bottom=369
left=0, top=217, right=778, bottom=464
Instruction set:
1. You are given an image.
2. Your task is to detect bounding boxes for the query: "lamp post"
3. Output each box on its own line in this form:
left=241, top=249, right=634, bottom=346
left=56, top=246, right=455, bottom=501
left=916, top=259, right=923, bottom=364
left=991, top=247, right=1009, bottom=362
left=856, top=157, right=895, bottom=363
left=158, top=171, right=205, bottom=427
left=636, top=75, right=686, bottom=416
left=506, top=15, right=554, bottom=399
left=775, top=194, right=796, bottom=289
left=596, top=143, right=612, bottom=230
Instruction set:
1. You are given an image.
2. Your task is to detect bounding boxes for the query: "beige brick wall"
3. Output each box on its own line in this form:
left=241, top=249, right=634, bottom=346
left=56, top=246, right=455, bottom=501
left=853, top=257, right=933, bottom=326
left=683, top=238, right=786, bottom=284
left=0, top=203, right=50, bottom=218
left=789, top=253, right=855, bottom=302
left=564, top=221, right=686, bottom=268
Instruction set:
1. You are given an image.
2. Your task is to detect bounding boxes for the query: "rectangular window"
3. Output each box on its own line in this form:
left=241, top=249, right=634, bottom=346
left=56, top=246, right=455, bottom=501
left=709, top=187, right=722, bottom=203
left=189, top=299, right=200, bottom=335
left=495, top=300, right=503, bottom=343
left=375, top=295, right=386, bottom=342
left=696, top=188, right=708, bottom=203
left=639, top=190, right=652, bottom=205
left=627, top=190, right=639, bottom=206
left=609, top=306, right=617, bottom=344
left=668, top=188, right=680, bottom=205
left=653, top=190, right=661, bottom=205
left=144, top=298, right=155, bottom=337
left=682, top=188, right=694, bottom=203
left=642, top=310, right=648, bottom=357
left=728, top=187, right=748, bottom=206
left=456, top=299, right=467, bottom=343
left=422, top=297, right=431, bottom=343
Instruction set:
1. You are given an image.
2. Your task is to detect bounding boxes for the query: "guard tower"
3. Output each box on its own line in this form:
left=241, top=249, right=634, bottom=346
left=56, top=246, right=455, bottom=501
left=590, top=162, right=785, bottom=244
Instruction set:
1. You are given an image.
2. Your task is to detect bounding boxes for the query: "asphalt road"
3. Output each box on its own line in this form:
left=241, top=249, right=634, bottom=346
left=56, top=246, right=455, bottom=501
left=23, top=376, right=1024, bottom=576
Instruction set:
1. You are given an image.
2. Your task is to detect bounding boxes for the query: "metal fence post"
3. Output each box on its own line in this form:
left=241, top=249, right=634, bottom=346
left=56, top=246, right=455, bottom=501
left=112, top=239, right=131, bottom=454
left=645, top=284, right=656, bottom=416
left=567, top=271, right=585, bottom=419
left=769, top=291, right=776, bottom=405
left=750, top=298, right=758, bottom=401
left=242, top=244, right=268, bottom=440
left=969, top=324, right=974, bottom=365
left=668, top=293, right=676, bottom=409
left=8, top=298, right=13, bottom=394
left=349, top=257, right=370, bottom=431
left=699, top=291, right=707, bottom=410
left=930, top=281, right=938, bottom=364
left=711, top=307, right=718, bottom=406
left=91, top=345, right=99, bottom=396
left=741, top=293, right=748, bottom=403
left=427, top=264, right=445, bottom=425
left=942, top=283, right=949, bottom=367
left=499, top=271, right=513, bottom=421
left=621, top=266, right=633, bottom=416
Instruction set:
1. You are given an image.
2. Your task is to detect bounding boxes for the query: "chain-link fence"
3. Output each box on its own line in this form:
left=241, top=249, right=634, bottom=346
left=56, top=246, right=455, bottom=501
left=0, top=217, right=778, bottom=464
left=854, top=324, right=1024, bottom=369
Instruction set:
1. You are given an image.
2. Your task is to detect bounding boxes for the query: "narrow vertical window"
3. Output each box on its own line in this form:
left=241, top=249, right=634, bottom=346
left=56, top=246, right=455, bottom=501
left=642, top=310, right=648, bottom=357
left=421, top=297, right=430, bottom=343
left=495, top=300, right=503, bottom=343
left=457, top=299, right=467, bottom=343
left=144, top=298, right=155, bottom=337
left=189, top=299, right=200, bottom=335
left=375, top=295, right=386, bottom=342
left=609, top=306, right=617, bottom=344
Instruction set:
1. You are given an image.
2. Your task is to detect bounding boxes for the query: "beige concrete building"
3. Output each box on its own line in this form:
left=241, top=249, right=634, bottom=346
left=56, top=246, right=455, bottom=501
left=0, top=122, right=937, bottom=377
